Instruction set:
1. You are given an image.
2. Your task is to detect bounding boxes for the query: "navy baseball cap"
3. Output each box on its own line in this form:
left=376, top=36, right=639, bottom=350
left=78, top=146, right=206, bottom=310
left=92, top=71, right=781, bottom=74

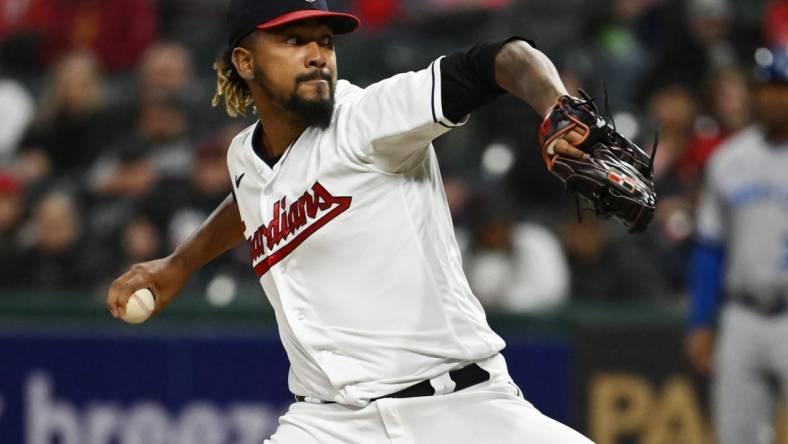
left=227, top=0, right=361, bottom=48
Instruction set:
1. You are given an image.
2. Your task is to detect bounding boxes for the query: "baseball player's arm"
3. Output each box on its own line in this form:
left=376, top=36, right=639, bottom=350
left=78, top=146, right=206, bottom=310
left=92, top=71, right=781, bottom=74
left=341, top=38, right=585, bottom=171
left=686, top=241, right=725, bottom=374
left=493, top=39, right=567, bottom=117
left=106, top=194, right=244, bottom=318
left=493, top=39, right=585, bottom=157
left=439, top=38, right=585, bottom=157
left=688, top=241, right=726, bottom=329
left=685, top=170, right=728, bottom=374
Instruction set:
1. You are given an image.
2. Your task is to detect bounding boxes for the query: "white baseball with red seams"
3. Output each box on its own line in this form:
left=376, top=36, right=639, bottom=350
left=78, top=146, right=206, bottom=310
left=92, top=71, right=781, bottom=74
left=122, top=288, right=155, bottom=324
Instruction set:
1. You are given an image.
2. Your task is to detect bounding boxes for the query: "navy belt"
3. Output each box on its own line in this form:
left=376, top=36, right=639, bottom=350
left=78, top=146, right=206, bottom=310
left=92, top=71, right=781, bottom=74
left=730, top=291, right=788, bottom=316
left=294, top=363, right=491, bottom=404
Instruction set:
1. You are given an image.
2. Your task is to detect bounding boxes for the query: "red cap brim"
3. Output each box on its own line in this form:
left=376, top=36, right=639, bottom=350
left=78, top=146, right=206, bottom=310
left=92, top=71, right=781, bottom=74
left=256, top=10, right=360, bottom=34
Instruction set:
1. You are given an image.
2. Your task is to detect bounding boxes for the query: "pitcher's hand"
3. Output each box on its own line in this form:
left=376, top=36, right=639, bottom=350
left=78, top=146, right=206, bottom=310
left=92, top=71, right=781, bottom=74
left=552, top=127, right=589, bottom=159
left=106, top=256, right=190, bottom=319
left=685, top=327, right=715, bottom=375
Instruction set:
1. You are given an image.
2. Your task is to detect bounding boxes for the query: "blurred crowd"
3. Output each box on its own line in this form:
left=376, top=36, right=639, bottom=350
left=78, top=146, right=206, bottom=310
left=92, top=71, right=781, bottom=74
left=0, top=0, right=784, bottom=311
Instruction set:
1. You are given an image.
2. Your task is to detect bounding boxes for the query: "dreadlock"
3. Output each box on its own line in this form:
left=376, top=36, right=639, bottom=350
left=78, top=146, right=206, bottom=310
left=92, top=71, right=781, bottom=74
left=212, top=47, right=254, bottom=118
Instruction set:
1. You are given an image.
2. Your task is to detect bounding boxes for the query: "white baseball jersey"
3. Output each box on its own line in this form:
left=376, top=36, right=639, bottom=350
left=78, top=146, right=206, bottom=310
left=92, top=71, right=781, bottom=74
left=227, top=58, right=506, bottom=407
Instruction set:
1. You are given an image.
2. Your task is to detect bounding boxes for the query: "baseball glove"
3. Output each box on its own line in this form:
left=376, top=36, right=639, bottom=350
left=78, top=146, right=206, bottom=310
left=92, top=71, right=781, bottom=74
left=539, top=90, right=657, bottom=234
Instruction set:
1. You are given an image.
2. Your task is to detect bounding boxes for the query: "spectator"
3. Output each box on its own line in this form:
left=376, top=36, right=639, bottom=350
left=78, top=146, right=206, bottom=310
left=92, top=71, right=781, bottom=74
left=40, top=0, right=158, bottom=71
left=0, top=172, right=25, bottom=286
left=159, top=137, right=232, bottom=245
left=91, top=144, right=158, bottom=200
left=87, top=142, right=159, bottom=245
left=0, top=0, right=773, bottom=300
left=490, top=0, right=585, bottom=54
left=92, top=210, right=164, bottom=296
left=0, top=0, right=54, bottom=73
left=0, top=77, right=34, bottom=164
left=112, top=213, right=164, bottom=278
left=680, top=66, right=752, bottom=180
left=84, top=91, right=194, bottom=196
left=135, top=41, right=211, bottom=127
left=352, top=0, right=401, bottom=31
left=17, top=191, right=100, bottom=288
left=589, top=0, right=655, bottom=109
left=647, top=84, right=701, bottom=292
left=135, top=92, right=195, bottom=179
left=641, top=0, right=742, bottom=97
left=764, top=0, right=788, bottom=44
left=648, top=84, right=699, bottom=189
left=461, top=194, right=569, bottom=313
left=0, top=0, right=52, bottom=41
left=153, top=125, right=242, bottom=268
left=560, top=213, right=663, bottom=301
left=19, top=50, right=118, bottom=183
left=707, top=65, right=752, bottom=135
left=139, top=42, right=193, bottom=97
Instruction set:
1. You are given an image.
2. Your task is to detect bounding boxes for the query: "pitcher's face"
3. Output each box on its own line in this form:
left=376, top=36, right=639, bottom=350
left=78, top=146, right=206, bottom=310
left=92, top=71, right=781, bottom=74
left=238, top=20, right=338, bottom=127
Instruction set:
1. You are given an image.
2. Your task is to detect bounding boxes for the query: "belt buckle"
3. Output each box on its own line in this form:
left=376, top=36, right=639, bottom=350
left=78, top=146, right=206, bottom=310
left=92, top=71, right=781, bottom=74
left=428, top=371, right=457, bottom=396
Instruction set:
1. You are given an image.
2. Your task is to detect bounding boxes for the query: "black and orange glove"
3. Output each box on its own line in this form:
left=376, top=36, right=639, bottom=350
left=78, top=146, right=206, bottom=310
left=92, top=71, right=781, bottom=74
left=539, top=91, right=657, bottom=233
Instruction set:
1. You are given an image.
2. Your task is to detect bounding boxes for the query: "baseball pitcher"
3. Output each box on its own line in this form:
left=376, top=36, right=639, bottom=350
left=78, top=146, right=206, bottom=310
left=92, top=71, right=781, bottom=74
left=107, top=1, right=655, bottom=442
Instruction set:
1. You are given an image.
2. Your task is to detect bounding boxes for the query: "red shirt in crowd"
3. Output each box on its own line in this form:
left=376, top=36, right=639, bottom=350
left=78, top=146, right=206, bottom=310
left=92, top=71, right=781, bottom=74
left=1, top=0, right=158, bottom=71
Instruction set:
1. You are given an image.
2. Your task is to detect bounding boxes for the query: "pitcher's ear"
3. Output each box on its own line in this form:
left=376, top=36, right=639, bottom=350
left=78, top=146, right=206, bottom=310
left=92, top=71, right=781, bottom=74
left=232, top=47, right=256, bottom=81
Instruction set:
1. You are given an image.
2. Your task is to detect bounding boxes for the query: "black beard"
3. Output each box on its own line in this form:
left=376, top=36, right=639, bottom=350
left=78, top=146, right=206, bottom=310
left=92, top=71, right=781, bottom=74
left=255, top=67, right=335, bottom=129
left=282, top=88, right=335, bottom=130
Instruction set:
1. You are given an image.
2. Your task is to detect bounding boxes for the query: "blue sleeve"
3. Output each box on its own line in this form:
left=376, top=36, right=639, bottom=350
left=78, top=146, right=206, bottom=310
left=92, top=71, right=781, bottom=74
left=688, top=239, right=726, bottom=329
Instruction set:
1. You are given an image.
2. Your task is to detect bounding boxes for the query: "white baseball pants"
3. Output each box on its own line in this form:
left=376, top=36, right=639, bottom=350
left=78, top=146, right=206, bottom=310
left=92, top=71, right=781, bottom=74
left=265, top=354, right=594, bottom=444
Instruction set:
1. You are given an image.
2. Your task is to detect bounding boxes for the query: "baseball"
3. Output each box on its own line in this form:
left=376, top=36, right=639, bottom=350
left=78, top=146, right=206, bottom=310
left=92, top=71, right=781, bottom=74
left=122, top=288, right=156, bottom=324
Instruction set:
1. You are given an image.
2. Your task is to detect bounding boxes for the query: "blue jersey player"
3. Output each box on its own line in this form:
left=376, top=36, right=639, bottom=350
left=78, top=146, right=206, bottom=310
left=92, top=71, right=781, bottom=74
left=686, top=45, right=788, bottom=444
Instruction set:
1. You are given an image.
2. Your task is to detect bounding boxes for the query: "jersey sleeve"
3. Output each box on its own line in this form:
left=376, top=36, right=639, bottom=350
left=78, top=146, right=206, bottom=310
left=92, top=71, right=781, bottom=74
left=440, top=37, right=530, bottom=122
left=338, top=58, right=467, bottom=173
left=688, top=241, right=725, bottom=329
left=689, top=149, right=731, bottom=328
left=225, top=125, right=255, bottom=239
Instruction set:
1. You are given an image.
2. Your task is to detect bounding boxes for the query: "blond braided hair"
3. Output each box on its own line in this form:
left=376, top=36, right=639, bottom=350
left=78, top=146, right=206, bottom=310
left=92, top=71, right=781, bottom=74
left=212, top=49, right=254, bottom=118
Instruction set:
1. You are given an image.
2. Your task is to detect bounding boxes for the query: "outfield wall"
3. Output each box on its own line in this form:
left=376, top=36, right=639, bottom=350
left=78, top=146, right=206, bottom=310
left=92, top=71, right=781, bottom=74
left=0, top=292, right=717, bottom=444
